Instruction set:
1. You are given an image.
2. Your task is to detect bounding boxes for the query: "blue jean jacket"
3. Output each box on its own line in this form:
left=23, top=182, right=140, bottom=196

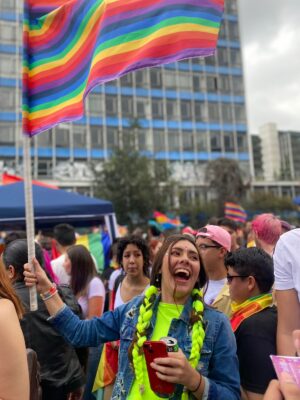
left=52, top=295, right=240, bottom=400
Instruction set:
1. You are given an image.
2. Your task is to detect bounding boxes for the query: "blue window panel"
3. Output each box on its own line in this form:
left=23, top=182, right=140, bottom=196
left=0, top=77, right=17, bottom=87
left=0, top=146, right=16, bottom=156
left=37, top=148, right=52, bottom=158
left=91, top=149, right=106, bottom=158
left=73, top=148, right=88, bottom=158
left=89, top=116, right=103, bottom=125
left=224, top=14, right=238, bottom=22
left=218, top=39, right=240, bottom=49
left=56, top=148, right=71, bottom=158
left=135, top=88, right=149, bottom=97
left=0, top=112, right=17, bottom=121
left=0, top=44, right=18, bottom=53
left=0, top=12, right=16, bottom=21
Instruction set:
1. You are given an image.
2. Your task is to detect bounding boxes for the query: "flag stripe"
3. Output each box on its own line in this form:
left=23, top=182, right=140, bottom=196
left=23, top=0, right=224, bottom=135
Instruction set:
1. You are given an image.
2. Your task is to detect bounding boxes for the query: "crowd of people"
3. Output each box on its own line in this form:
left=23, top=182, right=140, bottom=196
left=0, top=214, right=299, bottom=400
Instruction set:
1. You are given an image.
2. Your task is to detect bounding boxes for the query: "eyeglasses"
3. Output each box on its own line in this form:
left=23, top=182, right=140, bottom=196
left=198, top=227, right=208, bottom=233
left=227, top=274, right=249, bottom=284
left=197, top=244, right=221, bottom=250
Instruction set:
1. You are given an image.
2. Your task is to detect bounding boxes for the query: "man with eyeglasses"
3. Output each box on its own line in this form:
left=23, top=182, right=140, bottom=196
left=196, top=225, right=232, bottom=316
left=225, top=247, right=277, bottom=400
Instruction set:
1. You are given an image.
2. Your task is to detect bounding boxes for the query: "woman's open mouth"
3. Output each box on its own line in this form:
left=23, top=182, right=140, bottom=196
left=173, top=268, right=191, bottom=283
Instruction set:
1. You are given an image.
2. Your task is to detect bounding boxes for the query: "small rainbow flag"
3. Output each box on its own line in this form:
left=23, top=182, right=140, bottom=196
left=76, top=231, right=111, bottom=273
left=224, top=202, right=247, bottom=223
left=23, top=0, right=224, bottom=136
left=149, top=211, right=183, bottom=231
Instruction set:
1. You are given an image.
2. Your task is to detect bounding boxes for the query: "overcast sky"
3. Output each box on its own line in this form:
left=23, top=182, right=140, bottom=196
left=238, top=0, right=300, bottom=133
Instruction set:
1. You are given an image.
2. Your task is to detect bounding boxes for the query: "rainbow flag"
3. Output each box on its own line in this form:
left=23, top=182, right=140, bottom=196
left=76, top=231, right=111, bottom=273
left=149, top=211, right=183, bottom=231
left=224, top=201, right=247, bottom=223
left=23, top=0, right=224, bottom=136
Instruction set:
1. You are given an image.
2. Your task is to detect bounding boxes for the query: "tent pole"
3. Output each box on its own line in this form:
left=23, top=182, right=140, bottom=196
left=23, top=134, right=38, bottom=311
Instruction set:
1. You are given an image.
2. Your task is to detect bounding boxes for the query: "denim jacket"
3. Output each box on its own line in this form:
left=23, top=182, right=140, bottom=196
left=52, top=295, right=240, bottom=400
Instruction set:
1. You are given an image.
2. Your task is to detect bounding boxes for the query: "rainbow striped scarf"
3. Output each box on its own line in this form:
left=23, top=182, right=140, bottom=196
left=230, top=293, right=273, bottom=332
left=23, top=0, right=224, bottom=136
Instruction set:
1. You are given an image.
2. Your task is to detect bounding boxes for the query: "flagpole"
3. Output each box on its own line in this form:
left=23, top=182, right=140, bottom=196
left=22, top=0, right=37, bottom=311
left=23, top=134, right=38, bottom=311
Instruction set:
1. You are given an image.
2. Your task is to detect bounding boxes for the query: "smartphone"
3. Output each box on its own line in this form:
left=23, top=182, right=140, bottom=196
left=143, top=340, right=175, bottom=395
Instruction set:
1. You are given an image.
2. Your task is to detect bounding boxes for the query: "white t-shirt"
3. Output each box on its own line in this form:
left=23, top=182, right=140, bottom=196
left=114, top=283, right=150, bottom=310
left=78, top=276, right=105, bottom=318
left=108, top=269, right=122, bottom=291
left=274, top=228, right=300, bottom=301
left=51, top=254, right=70, bottom=285
left=204, top=278, right=227, bottom=305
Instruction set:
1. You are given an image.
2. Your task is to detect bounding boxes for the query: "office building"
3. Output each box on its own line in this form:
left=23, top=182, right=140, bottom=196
left=0, top=0, right=249, bottom=203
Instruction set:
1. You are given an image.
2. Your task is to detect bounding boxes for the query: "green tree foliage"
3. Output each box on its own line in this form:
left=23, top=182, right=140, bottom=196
left=244, top=192, right=297, bottom=213
left=93, top=149, right=173, bottom=227
left=205, top=158, right=247, bottom=216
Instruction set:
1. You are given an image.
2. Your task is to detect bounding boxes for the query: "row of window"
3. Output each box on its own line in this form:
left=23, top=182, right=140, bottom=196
left=0, top=122, right=248, bottom=153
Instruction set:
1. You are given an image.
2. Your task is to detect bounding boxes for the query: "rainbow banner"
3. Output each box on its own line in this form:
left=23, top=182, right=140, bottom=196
left=224, top=201, right=247, bottom=223
left=23, top=0, right=224, bottom=136
left=149, top=211, right=183, bottom=231
left=76, top=231, right=111, bottom=273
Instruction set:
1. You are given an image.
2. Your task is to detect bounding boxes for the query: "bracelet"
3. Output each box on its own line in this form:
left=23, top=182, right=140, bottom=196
left=190, top=373, right=202, bottom=393
left=40, top=283, right=57, bottom=301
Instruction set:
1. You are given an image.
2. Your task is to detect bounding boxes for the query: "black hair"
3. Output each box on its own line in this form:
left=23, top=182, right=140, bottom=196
left=53, top=223, right=76, bottom=247
left=4, top=230, right=27, bottom=246
left=117, top=235, right=150, bottom=277
left=2, top=239, right=45, bottom=283
left=217, top=218, right=238, bottom=231
left=224, top=247, right=274, bottom=293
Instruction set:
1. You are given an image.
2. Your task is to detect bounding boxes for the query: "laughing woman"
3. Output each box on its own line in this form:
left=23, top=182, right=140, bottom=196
left=24, top=234, right=240, bottom=400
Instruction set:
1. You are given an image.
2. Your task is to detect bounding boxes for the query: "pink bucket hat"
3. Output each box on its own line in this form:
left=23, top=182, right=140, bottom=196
left=196, top=225, right=231, bottom=252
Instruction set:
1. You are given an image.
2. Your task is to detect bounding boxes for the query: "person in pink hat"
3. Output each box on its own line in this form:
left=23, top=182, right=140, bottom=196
left=196, top=225, right=232, bottom=316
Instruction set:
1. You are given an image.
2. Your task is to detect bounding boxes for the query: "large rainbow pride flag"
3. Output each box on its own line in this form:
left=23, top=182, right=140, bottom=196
left=23, top=0, right=224, bottom=136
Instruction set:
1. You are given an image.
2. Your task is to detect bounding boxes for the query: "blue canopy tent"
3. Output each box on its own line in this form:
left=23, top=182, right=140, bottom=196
left=0, top=182, right=117, bottom=239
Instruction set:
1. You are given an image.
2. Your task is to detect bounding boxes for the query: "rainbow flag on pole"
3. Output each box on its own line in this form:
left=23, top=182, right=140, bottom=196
left=224, top=201, right=247, bottom=223
left=23, top=0, right=224, bottom=136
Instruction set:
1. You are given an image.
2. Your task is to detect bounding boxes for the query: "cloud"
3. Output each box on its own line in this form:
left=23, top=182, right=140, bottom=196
left=238, top=0, right=300, bottom=133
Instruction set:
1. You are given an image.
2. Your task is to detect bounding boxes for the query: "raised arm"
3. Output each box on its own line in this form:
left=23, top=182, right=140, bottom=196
left=0, top=299, right=29, bottom=400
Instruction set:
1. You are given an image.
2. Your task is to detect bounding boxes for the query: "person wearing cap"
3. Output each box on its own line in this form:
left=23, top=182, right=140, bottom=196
left=196, top=225, right=232, bottom=317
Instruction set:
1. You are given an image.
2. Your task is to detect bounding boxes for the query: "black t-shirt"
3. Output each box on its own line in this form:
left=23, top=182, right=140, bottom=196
left=235, top=306, right=277, bottom=394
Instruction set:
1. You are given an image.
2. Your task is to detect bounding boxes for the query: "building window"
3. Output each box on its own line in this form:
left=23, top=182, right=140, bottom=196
left=168, top=130, right=180, bottom=152
left=120, top=73, right=133, bottom=86
left=225, top=0, right=238, bottom=14
left=73, top=125, right=86, bottom=148
left=150, top=69, right=162, bottom=88
left=219, top=22, right=226, bottom=40
left=153, top=130, right=165, bottom=152
left=0, top=122, right=15, bottom=144
left=234, top=104, right=246, bottom=123
left=196, top=131, right=207, bottom=152
left=135, top=70, right=147, bottom=87
left=106, top=127, right=119, bottom=150
left=230, top=49, right=242, bottom=67
left=232, top=76, right=244, bottom=95
left=224, top=132, right=235, bottom=152
left=182, top=131, right=193, bottom=151
left=121, top=97, right=133, bottom=116
left=208, top=103, right=220, bottom=121
left=37, top=130, right=52, bottom=147
left=219, top=76, right=231, bottom=93
left=222, top=103, right=233, bottom=123
left=205, top=54, right=217, bottom=66
left=152, top=99, right=164, bottom=119
left=217, top=48, right=229, bottom=66
left=90, top=126, right=103, bottom=148
left=206, top=75, right=219, bottom=92
left=237, top=133, right=248, bottom=152
left=0, top=0, right=15, bottom=11
left=177, top=72, right=192, bottom=91
left=0, top=54, right=16, bottom=77
left=56, top=127, right=70, bottom=147
left=166, top=100, right=178, bottom=119
left=164, top=71, right=177, bottom=90
left=180, top=101, right=192, bottom=121
left=136, top=99, right=149, bottom=118
left=193, top=75, right=201, bottom=92
left=227, top=20, right=239, bottom=41
left=210, top=131, right=222, bottom=152
left=194, top=102, right=205, bottom=122
left=38, top=160, right=52, bottom=178
left=0, top=22, right=16, bottom=43
left=138, top=129, right=148, bottom=151
left=88, top=94, right=103, bottom=115
left=105, top=95, right=118, bottom=116
left=0, top=87, right=15, bottom=110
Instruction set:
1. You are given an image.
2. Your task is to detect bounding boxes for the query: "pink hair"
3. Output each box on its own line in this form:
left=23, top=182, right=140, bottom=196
left=251, top=213, right=281, bottom=245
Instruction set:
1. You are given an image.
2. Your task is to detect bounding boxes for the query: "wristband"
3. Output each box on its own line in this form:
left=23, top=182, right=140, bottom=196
left=40, top=283, right=57, bottom=301
left=191, top=373, right=202, bottom=393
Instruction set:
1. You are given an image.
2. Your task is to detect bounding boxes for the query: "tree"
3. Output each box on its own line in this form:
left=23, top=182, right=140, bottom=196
left=93, top=148, right=173, bottom=227
left=205, top=158, right=248, bottom=216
